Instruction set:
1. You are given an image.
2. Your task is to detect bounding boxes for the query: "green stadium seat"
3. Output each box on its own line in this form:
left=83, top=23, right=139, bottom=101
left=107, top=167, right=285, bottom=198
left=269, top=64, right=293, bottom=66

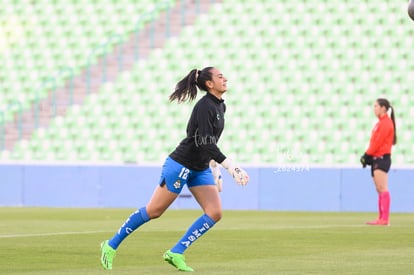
left=1, top=0, right=170, bottom=122
left=2, top=0, right=413, bottom=165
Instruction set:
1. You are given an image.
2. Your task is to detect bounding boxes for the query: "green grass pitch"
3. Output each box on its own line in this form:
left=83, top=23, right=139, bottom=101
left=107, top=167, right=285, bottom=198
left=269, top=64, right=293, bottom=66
left=1, top=208, right=413, bottom=274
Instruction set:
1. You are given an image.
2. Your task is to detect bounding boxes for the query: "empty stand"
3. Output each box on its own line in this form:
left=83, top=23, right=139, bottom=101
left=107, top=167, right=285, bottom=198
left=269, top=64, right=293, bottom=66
left=1, top=0, right=413, bottom=165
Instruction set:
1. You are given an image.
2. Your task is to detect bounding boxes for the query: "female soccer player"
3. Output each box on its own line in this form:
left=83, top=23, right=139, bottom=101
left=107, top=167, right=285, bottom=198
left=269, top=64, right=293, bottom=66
left=100, top=67, right=249, bottom=271
left=360, top=98, right=396, bottom=226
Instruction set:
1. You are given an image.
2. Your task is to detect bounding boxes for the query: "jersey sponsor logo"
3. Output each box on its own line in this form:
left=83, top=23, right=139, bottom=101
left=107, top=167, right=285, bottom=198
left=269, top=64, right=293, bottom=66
left=194, top=128, right=219, bottom=147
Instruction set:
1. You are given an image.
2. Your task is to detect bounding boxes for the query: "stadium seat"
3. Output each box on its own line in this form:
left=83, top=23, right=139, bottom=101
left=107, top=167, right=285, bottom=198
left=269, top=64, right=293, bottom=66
left=0, top=0, right=170, bottom=123
left=2, top=0, right=413, bottom=165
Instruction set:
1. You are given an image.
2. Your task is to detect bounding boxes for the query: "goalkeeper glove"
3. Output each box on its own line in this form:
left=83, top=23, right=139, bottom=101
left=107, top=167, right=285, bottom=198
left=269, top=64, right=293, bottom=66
left=360, top=153, right=373, bottom=168
left=209, top=160, right=223, bottom=192
left=220, top=158, right=249, bottom=186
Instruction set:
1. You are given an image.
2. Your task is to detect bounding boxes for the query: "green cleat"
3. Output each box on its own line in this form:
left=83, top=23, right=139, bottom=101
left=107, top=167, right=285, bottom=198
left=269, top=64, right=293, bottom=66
left=100, top=240, right=116, bottom=270
left=163, top=250, right=194, bottom=272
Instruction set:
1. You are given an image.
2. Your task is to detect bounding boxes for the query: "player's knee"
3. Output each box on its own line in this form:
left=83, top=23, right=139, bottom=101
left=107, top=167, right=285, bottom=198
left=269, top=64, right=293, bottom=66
left=377, top=186, right=388, bottom=193
left=375, top=182, right=388, bottom=193
left=207, top=209, right=222, bottom=222
left=146, top=207, right=165, bottom=219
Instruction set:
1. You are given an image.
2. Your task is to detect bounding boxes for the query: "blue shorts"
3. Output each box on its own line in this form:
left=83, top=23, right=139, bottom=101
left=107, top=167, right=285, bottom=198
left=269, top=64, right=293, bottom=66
left=159, top=157, right=215, bottom=194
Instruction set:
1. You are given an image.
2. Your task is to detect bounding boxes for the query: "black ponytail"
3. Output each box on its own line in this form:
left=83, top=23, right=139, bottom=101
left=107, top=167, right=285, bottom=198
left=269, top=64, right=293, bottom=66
left=390, top=106, right=397, bottom=145
left=377, top=98, right=397, bottom=145
left=169, top=67, right=214, bottom=103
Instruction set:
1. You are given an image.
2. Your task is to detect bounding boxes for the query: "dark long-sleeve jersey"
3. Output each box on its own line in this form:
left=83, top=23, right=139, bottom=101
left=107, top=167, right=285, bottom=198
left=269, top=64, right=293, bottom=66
left=169, top=92, right=227, bottom=171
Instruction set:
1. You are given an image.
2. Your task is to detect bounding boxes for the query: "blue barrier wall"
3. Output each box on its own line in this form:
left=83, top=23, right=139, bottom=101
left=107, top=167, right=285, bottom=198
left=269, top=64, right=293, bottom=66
left=0, top=164, right=413, bottom=212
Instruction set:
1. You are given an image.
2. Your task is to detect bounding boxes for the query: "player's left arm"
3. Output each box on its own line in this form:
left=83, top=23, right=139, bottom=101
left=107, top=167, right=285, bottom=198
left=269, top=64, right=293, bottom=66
left=366, top=122, right=393, bottom=155
left=195, top=105, right=226, bottom=163
left=197, top=105, right=249, bottom=186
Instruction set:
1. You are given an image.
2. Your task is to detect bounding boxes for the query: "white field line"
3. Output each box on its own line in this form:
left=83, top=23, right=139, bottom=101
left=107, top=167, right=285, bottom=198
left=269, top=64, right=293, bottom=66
left=0, top=224, right=370, bottom=239
left=218, top=224, right=369, bottom=231
left=0, top=230, right=111, bottom=239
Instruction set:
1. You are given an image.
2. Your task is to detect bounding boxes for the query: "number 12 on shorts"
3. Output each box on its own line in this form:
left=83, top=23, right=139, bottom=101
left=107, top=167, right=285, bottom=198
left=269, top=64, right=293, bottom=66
left=178, top=167, right=190, bottom=180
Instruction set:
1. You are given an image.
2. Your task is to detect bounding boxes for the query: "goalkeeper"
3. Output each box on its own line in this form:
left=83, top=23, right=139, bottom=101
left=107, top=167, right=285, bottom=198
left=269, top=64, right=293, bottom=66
left=100, top=67, right=249, bottom=272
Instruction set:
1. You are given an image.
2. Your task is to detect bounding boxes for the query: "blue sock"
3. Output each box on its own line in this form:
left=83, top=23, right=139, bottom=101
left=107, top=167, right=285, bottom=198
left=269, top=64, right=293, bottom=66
left=108, top=207, right=150, bottom=249
left=170, top=214, right=216, bottom=254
